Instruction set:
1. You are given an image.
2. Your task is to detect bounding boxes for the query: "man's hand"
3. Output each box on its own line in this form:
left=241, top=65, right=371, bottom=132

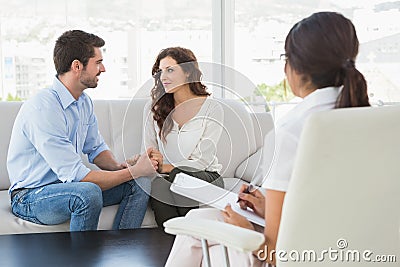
left=222, top=204, right=255, bottom=231
left=126, top=154, right=140, bottom=166
left=128, top=147, right=157, bottom=178
left=237, top=184, right=265, bottom=218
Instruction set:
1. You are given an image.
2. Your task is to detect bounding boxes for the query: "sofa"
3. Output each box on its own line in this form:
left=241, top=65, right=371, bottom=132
left=0, top=98, right=273, bottom=235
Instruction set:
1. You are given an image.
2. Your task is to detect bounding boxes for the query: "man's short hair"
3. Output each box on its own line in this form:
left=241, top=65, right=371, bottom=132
left=53, top=30, right=105, bottom=75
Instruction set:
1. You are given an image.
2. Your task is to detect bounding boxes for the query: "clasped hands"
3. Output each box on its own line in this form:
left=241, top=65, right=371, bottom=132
left=222, top=184, right=265, bottom=231
left=120, top=147, right=162, bottom=177
left=124, top=147, right=165, bottom=177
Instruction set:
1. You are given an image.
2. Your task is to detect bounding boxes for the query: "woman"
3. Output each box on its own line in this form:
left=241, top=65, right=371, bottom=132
left=143, top=47, right=225, bottom=227
left=165, top=12, right=370, bottom=267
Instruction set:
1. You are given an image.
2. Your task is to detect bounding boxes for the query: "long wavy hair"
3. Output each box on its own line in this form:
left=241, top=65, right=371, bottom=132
left=151, top=47, right=210, bottom=142
left=284, top=12, right=370, bottom=108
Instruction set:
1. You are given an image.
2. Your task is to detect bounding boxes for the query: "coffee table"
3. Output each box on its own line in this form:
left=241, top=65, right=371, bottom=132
left=0, top=228, right=174, bottom=267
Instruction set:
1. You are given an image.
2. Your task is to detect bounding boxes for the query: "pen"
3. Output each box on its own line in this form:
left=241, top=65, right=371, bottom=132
left=236, top=183, right=254, bottom=203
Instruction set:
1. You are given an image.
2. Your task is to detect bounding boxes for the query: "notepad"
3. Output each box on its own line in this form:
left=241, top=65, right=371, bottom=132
left=170, top=173, right=265, bottom=226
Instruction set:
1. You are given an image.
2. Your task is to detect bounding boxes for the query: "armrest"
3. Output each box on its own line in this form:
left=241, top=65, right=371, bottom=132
left=164, top=217, right=265, bottom=253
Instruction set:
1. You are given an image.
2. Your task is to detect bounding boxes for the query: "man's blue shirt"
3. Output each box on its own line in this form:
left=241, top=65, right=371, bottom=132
left=7, top=77, right=109, bottom=193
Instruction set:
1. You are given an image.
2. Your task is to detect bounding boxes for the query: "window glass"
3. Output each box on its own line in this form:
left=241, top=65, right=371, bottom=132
left=235, top=0, right=400, bottom=107
left=0, top=0, right=212, bottom=100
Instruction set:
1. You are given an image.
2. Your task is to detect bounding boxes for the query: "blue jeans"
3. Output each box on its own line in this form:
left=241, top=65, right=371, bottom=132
left=11, top=178, right=151, bottom=231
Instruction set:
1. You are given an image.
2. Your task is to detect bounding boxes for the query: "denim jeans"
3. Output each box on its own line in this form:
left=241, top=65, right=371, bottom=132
left=11, top=177, right=151, bottom=231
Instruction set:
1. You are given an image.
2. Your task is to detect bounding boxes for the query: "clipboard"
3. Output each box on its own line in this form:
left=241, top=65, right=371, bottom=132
left=170, top=173, right=265, bottom=226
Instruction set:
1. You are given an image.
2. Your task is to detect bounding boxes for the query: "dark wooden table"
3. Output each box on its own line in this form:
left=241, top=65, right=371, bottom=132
left=0, top=228, right=174, bottom=267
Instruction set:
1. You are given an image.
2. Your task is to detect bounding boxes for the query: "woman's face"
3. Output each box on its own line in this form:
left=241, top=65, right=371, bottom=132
left=158, top=56, right=188, bottom=94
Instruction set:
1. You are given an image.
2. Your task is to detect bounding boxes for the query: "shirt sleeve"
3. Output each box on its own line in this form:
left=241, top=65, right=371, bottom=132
left=173, top=101, right=224, bottom=171
left=82, top=109, right=109, bottom=163
left=141, top=100, right=159, bottom=153
left=261, top=129, right=298, bottom=192
left=23, top=106, right=91, bottom=183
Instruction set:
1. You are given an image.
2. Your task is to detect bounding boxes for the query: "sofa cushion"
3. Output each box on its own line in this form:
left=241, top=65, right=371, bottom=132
left=0, top=191, right=156, bottom=234
left=0, top=191, right=69, bottom=234
left=81, top=99, right=148, bottom=168
left=216, top=99, right=258, bottom=178
left=234, top=147, right=263, bottom=184
left=0, top=102, right=23, bottom=190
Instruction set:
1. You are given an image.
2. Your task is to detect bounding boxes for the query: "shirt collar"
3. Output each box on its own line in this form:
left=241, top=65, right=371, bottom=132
left=52, top=76, right=86, bottom=109
left=292, top=86, right=340, bottom=113
left=302, top=86, right=340, bottom=106
left=277, top=86, right=340, bottom=127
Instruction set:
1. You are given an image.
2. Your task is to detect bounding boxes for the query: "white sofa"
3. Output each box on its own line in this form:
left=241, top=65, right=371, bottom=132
left=0, top=98, right=273, bottom=235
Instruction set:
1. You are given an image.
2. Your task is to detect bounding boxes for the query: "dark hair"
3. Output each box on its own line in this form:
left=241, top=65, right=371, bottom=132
left=151, top=47, right=210, bottom=142
left=285, top=12, right=370, bottom=108
left=54, top=30, right=105, bottom=75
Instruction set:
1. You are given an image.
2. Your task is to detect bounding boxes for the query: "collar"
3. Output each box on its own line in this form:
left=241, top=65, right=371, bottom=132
left=52, top=76, right=86, bottom=109
left=277, top=86, right=340, bottom=127
left=300, top=86, right=341, bottom=109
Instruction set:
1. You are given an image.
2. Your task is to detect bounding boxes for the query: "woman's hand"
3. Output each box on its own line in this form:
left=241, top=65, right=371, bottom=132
left=237, top=184, right=266, bottom=218
left=222, top=204, right=255, bottom=231
left=150, top=148, right=163, bottom=172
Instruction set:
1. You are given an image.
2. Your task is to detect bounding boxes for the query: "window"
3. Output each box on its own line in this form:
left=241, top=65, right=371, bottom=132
left=234, top=0, right=400, bottom=109
left=0, top=0, right=212, bottom=100
left=0, top=0, right=399, bottom=106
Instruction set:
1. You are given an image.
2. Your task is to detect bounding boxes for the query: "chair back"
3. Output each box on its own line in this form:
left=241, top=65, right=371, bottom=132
left=277, top=106, right=400, bottom=266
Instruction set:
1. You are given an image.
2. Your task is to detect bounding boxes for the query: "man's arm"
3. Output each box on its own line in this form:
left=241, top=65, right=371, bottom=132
left=93, top=150, right=125, bottom=171
left=82, top=148, right=158, bottom=191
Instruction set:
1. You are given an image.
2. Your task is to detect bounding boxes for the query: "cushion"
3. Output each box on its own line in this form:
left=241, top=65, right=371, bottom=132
left=234, top=147, right=263, bottom=184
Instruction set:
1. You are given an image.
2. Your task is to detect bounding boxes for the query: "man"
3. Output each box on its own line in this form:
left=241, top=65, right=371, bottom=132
left=7, top=30, right=157, bottom=231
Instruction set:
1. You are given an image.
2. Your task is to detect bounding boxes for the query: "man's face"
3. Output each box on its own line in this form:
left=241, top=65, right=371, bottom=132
left=80, top=47, right=106, bottom=88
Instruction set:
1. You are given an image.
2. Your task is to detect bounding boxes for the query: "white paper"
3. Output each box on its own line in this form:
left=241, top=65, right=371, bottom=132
left=170, top=173, right=265, bottom=226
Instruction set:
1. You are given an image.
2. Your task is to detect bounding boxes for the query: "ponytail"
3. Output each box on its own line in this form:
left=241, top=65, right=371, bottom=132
left=335, top=59, right=370, bottom=108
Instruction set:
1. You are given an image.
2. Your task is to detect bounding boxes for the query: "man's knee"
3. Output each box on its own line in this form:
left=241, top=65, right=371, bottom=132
left=72, top=182, right=103, bottom=211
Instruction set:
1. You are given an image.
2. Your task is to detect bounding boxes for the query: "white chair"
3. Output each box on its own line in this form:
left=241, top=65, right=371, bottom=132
left=277, top=105, right=400, bottom=266
left=164, top=217, right=265, bottom=267
left=164, top=105, right=400, bottom=267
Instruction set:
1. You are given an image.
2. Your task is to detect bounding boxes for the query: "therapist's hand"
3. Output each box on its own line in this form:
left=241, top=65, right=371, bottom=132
left=237, top=184, right=265, bottom=218
left=222, top=204, right=255, bottom=231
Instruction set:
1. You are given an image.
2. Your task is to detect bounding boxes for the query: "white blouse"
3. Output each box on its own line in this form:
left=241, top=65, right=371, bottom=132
left=142, top=97, right=224, bottom=173
left=261, top=87, right=341, bottom=192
